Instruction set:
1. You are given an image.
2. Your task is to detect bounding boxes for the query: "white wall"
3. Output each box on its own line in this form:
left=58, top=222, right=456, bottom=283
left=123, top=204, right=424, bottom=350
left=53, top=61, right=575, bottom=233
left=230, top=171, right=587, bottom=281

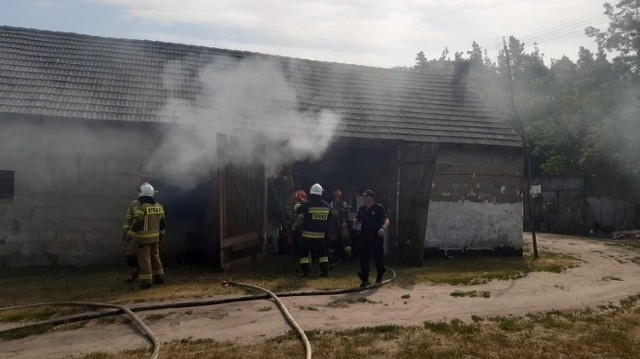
left=425, top=200, right=524, bottom=250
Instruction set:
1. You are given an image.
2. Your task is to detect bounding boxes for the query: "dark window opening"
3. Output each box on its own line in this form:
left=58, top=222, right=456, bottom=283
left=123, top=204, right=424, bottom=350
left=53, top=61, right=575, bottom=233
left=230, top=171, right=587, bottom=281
left=0, top=170, right=14, bottom=199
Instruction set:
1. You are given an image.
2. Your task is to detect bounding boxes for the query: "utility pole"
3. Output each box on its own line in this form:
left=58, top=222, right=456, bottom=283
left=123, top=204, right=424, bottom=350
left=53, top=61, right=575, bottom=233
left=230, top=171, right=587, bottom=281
left=503, top=37, right=539, bottom=259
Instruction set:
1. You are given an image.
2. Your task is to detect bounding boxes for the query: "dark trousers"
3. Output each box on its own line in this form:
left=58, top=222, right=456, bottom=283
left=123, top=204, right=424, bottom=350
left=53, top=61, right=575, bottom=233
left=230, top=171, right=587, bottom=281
left=299, top=238, right=329, bottom=275
left=359, top=232, right=385, bottom=281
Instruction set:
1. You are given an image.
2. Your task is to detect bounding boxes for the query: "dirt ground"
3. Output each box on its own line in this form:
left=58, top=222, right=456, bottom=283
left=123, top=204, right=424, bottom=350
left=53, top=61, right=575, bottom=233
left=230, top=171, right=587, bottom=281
left=2, top=233, right=640, bottom=359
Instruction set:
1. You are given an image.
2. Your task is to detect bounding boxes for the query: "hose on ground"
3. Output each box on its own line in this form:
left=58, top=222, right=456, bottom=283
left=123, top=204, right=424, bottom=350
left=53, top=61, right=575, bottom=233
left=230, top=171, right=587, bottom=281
left=0, top=267, right=396, bottom=348
left=0, top=301, right=159, bottom=359
left=223, top=280, right=312, bottom=359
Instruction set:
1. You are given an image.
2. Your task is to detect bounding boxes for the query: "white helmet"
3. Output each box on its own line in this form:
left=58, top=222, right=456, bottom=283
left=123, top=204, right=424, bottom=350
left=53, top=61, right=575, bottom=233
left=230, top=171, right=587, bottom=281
left=309, top=183, right=323, bottom=196
left=139, top=182, right=155, bottom=197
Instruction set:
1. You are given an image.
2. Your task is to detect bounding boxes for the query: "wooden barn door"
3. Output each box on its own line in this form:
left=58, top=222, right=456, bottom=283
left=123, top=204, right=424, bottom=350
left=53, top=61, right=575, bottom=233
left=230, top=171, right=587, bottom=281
left=217, top=134, right=265, bottom=269
left=396, top=143, right=439, bottom=266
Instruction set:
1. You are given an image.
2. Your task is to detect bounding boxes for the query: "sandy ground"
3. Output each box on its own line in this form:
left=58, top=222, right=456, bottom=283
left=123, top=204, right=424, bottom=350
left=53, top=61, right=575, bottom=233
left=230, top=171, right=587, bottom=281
left=2, top=233, right=640, bottom=358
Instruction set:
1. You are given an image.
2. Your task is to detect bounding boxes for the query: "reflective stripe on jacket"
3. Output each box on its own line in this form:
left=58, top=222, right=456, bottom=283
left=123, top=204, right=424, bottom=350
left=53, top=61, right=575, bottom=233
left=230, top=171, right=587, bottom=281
left=127, top=202, right=166, bottom=245
left=297, top=200, right=330, bottom=240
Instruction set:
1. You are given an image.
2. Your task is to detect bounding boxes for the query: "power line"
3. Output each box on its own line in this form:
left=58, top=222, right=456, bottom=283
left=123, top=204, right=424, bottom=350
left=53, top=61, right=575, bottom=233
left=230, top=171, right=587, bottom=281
left=486, top=11, right=608, bottom=53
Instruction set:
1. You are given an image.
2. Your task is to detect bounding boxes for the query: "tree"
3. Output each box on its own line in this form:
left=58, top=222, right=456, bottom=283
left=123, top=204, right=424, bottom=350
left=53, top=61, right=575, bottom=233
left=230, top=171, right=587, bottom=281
left=586, top=0, right=640, bottom=77
left=414, top=51, right=427, bottom=71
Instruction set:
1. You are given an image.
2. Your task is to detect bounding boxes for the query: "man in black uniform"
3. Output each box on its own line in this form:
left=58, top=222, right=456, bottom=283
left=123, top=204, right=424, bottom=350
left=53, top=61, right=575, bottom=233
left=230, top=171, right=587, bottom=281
left=354, top=190, right=390, bottom=287
left=296, top=183, right=331, bottom=277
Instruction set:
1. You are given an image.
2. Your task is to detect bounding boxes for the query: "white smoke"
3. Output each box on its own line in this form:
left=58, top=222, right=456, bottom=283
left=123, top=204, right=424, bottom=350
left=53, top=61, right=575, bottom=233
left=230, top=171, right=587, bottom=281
left=143, top=56, right=341, bottom=190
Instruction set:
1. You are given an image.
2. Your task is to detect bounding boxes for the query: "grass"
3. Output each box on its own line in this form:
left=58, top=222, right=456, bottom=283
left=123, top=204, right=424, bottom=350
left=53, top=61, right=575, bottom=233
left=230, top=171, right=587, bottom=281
left=71, top=295, right=640, bottom=358
left=0, top=247, right=578, bottom=325
left=450, top=290, right=491, bottom=298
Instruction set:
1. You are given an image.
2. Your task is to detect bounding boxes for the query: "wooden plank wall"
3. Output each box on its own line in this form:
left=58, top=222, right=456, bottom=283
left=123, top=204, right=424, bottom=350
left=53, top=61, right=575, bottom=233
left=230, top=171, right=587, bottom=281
left=217, top=134, right=265, bottom=269
left=396, top=143, right=439, bottom=266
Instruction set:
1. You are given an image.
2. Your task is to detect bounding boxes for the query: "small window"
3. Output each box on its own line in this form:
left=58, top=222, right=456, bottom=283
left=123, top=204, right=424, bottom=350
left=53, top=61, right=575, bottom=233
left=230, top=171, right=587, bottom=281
left=0, top=170, right=15, bottom=199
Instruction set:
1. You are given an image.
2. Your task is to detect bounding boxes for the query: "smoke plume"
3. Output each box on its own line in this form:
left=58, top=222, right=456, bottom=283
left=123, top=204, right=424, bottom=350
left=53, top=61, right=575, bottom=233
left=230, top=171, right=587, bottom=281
left=143, top=57, right=341, bottom=190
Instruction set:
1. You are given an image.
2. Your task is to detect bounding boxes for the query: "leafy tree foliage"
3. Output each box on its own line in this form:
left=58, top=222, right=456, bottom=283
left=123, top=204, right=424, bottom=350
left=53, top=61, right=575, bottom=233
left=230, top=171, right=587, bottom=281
left=411, top=0, right=640, bottom=186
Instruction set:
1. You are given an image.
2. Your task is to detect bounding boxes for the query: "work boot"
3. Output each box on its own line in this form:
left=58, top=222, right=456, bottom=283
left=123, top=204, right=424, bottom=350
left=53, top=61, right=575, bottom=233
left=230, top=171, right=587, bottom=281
left=152, top=275, right=165, bottom=285
left=358, top=272, right=369, bottom=288
left=300, top=263, right=309, bottom=278
left=320, top=263, right=329, bottom=278
left=139, top=282, right=152, bottom=290
left=126, top=269, right=138, bottom=283
left=376, top=268, right=386, bottom=284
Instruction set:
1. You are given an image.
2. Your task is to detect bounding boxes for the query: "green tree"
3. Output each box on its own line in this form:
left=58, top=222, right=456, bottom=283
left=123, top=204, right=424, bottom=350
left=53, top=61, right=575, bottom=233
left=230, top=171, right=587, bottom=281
left=586, top=0, right=640, bottom=77
left=414, top=51, right=428, bottom=71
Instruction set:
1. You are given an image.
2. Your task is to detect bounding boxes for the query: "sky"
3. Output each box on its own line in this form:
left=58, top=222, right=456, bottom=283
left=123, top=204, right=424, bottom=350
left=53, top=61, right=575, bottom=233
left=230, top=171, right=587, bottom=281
left=0, top=0, right=611, bottom=68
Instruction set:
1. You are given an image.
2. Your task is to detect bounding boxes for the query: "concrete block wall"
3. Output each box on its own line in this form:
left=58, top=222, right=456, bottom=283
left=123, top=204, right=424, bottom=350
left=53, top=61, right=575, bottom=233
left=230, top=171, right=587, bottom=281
left=426, top=144, right=524, bottom=251
left=0, top=118, right=162, bottom=267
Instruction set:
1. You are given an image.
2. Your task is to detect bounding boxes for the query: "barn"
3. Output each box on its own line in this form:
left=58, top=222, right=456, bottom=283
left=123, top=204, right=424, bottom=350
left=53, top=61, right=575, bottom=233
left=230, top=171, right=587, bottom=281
left=0, top=26, right=524, bottom=268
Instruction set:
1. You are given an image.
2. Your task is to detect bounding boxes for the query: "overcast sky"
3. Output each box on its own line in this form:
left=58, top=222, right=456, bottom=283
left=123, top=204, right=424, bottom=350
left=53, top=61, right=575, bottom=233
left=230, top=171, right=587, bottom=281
left=1, top=0, right=611, bottom=68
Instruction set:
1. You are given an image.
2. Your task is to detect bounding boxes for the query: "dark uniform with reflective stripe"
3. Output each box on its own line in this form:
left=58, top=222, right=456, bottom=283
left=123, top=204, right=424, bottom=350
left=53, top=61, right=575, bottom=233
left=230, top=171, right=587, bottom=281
left=297, top=196, right=330, bottom=277
left=126, top=196, right=166, bottom=288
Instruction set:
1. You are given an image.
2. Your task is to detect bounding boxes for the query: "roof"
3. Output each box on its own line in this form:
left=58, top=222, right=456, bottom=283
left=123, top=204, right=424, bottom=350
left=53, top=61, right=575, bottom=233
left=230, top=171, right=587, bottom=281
left=0, top=26, right=522, bottom=147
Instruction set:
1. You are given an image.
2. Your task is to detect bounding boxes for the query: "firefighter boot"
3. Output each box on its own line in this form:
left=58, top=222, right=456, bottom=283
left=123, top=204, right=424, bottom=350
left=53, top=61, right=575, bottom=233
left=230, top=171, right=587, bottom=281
left=126, top=268, right=138, bottom=283
left=376, top=267, right=386, bottom=284
left=358, top=272, right=370, bottom=288
left=139, top=283, right=151, bottom=289
left=152, top=274, right=165, bottom=285
left=300, top=263, right=310, bottom=277
left=320, top=262, right=329, bottom=278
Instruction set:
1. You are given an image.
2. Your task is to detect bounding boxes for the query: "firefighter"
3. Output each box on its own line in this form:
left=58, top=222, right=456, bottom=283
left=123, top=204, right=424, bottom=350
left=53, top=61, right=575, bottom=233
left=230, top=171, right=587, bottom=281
left=289, top=189, right=307, bottom=258
left=125, top=182, right=166, bottom=289
left=296, top=183, right=330, bottom=277
left=328, top=188, right=352, bottom=262
left=354, top=189, right=389, bottom=287
left=122, top=196, right=141, bottom=283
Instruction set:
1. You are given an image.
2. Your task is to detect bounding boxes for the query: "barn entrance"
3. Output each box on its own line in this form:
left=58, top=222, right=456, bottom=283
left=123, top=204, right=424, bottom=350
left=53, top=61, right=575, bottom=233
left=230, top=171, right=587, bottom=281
left=269, top=140, right=398, bottom=257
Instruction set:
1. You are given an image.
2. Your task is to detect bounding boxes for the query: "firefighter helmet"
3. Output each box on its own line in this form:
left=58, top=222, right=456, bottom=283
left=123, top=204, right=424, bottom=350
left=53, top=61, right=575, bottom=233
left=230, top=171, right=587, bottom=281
left=310, top=183, right=323, bottom=196
left=294, top=189, right=307, bottom=203
left=139, top=182, right=155, bottom=197
left=333, top=189, right=343, bottom=198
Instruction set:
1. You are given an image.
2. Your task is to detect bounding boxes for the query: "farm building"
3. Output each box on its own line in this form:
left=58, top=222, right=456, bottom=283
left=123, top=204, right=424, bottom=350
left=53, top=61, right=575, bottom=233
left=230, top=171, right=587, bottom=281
left=0, top=26, right=524, bottom=268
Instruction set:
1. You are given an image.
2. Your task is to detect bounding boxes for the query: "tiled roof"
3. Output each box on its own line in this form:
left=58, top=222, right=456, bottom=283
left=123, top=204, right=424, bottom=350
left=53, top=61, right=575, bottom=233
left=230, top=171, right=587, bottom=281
left=0, top=26, right=522, bottom=147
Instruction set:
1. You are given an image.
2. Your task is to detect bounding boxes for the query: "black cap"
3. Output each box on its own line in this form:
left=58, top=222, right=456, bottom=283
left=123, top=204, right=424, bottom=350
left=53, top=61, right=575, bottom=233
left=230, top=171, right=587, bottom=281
left=362, top=189, right=375, bottom=198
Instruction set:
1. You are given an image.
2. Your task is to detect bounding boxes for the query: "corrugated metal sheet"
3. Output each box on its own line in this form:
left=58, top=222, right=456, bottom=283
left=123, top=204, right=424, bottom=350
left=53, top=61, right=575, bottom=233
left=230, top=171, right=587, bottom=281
left=0, top=26, right=523, bottom=147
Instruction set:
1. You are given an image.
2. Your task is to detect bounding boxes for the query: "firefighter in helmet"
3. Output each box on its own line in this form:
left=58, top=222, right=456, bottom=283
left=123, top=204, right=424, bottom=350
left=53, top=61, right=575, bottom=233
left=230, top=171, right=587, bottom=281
left=124, top=182, right=166, bottom=289
left=328, top=188, right=352, bottom=262
left=296, top=183, right=330, bottom=277
left=122, top=194, right=141, bottom=282
left=289, top=189, right=307, bottom=258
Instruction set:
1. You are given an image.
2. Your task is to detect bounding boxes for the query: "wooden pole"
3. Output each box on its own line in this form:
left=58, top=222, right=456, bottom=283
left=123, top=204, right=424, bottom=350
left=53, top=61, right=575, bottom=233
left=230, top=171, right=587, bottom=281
left=503, top=37, right=539, bottom=259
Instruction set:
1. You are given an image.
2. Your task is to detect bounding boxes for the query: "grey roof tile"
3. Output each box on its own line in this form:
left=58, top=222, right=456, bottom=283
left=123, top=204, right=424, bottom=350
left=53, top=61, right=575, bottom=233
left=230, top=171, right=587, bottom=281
left=0, top=26, right=522, bottom=147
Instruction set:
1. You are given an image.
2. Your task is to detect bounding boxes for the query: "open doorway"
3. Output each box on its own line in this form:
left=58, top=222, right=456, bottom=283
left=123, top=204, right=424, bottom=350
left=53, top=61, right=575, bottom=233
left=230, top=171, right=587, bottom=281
left=269, top=139, right=398, bottom=257
left=152, top=180, right=212, bottom=265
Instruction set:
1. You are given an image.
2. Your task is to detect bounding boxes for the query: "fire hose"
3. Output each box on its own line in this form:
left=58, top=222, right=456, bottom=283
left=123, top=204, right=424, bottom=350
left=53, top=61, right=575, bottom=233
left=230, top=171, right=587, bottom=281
left=0, top=268, right=396, bottom=358
left=222, top=279, right=312, bottom=359
left=0, top=301, right=160, bottom=359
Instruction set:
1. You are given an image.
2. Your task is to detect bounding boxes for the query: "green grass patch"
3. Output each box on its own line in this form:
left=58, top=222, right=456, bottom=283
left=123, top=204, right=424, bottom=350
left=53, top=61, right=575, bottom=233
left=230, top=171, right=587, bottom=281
left=0, top=323, right=53, bottom=341
left=144, top=312, right=172, bottom=321
left=298, top=305, right=318, bottom=311
left=423, top=318, right=478, bottom=335
left=450, top=290, right=491, bottom=298
left=0, top=244, right=579, bottom=323
left=76, top=295, right=640, bottom=359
